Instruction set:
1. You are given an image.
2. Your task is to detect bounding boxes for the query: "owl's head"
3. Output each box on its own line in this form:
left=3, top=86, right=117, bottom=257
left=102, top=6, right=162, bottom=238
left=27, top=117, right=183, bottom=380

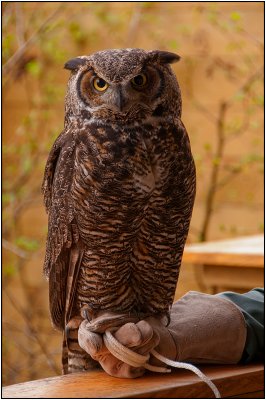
left=64, top=48, right=181, bottom=123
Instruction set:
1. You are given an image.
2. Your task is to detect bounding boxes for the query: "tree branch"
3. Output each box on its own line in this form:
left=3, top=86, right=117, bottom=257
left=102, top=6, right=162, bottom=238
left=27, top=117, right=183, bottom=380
left=196, top=65, right=263, bottom=242
left=2, top=238, right=29, bottom=259
left=125, top=3, right=144, bottom=47
left=193, top=99, right=218, bottom=125
left=15, top=3, right=25, bottom=47
left=228, top=67, right=264, bottom=106
left=3, top=4, right=64, bottom=77
left=4, top=289, right=61, bottom=375
left=199, top=102, right=228, bottom=241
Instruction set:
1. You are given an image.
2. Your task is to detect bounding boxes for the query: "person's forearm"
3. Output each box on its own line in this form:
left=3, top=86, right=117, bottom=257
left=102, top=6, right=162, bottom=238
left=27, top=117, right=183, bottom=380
left=163, top=291, right=247, bottom=364
left=217, top=288, right=264, bottom=363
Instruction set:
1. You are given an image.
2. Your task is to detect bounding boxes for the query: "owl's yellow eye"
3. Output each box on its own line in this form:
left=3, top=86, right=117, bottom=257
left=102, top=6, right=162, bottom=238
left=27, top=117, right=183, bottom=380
left=93, top=77, right=109, bottom=92
left=131, top=73, right=147, bottom=87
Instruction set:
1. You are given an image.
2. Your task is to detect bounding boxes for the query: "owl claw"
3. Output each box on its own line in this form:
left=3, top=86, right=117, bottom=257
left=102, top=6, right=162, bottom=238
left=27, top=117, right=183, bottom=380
left=80, top=305, right=98, bottom=321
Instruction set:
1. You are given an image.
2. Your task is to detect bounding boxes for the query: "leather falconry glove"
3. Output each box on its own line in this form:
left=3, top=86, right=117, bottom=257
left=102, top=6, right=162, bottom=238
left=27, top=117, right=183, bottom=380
left=78, top=291, right=247, bottom=378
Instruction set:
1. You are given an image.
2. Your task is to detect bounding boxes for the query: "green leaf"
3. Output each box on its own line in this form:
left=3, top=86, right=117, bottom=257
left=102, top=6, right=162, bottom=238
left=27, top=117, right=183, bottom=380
left=42, top=38, right=67, bottom=63
left=2, top=33, right=15, bottom=62
left=212, top=157, right=220, bottom=166
left=250, top=121, right=259, bottom=130
left=2, top=192, right=15, bottom=206
left=255, top=95, right=264, bottom=106
left=141, top=2, right=156, bottom=9
left=26, top=60, right=42, bottom=77
left=3, top=264, right=17, bottom=278
left=15, top=236, right=39, bottom=252
left=219, top=224, right=226, bottom=232
left=233, top=90, right=245, bottom=102
left=241, top=154, right=263, bottom=165
left=204, top=142, right=212, bottom=152
left=258, top=223, right=264, bottom=232
left=230, top=11, right=241, bottom=22
left=68, top=22, right=87, bottom=45
left=22, top=157, right=32, bottom=174
left=168, top=39, right=179, bottom=50
left=2, top=144, right=17, bottom=155
left=207, top=10, right=218, bottom=24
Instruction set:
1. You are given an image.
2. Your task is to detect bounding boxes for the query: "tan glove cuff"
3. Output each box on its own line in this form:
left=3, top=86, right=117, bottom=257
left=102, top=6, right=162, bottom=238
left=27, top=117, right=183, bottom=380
left=168, top=291, right=247, bottom=364
left=145, top=316, right=177, bottom=362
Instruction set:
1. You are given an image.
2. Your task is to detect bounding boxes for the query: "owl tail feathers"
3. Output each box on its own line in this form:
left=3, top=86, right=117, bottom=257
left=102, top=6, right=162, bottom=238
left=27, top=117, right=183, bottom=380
left=62, top=334, right=69, bottom=374
left=62, top=319, right=99, bottom=374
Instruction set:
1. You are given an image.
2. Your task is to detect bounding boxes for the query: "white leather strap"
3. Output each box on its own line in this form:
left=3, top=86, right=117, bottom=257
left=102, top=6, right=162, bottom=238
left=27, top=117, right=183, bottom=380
left=103, top=329, right=221, bottom=398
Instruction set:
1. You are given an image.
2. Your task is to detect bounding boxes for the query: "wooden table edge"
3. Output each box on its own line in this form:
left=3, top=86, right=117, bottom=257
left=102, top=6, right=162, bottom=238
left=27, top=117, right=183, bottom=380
left=2, top=363, right=264, bottom=399
left=182, top=252, right=264, bottom=268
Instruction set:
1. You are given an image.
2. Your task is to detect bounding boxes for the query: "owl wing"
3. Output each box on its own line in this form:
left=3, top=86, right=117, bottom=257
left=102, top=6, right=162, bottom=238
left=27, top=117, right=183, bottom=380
left=42, top=129, right=83, bottom=330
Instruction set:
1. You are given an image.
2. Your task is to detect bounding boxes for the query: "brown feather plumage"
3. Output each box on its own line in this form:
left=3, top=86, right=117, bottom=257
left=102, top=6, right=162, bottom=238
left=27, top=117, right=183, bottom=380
left=42, top=48, right=196, bottom=373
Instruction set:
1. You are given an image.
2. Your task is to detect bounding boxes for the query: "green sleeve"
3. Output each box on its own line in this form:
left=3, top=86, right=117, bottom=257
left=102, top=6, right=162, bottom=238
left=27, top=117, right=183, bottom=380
left=217, top=288, right=264, bottom=363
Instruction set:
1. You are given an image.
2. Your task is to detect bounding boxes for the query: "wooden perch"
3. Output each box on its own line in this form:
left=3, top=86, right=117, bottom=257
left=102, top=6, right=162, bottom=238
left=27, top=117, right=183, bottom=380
left=2, top=362, right=264, bottom=398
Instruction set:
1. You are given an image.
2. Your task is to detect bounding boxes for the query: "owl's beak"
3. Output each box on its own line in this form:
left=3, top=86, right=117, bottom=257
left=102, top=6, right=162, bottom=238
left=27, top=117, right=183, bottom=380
left=113, top=87, right=126, bottom=112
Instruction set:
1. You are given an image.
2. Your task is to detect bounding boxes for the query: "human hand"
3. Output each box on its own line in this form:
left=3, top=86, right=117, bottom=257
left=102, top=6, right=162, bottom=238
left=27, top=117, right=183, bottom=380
left=78, top=319, right=160, bottom=378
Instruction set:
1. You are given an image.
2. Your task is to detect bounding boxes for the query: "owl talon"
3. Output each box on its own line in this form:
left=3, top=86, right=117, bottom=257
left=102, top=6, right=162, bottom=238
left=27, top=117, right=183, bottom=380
left=80, top=305, right=98, bottom=322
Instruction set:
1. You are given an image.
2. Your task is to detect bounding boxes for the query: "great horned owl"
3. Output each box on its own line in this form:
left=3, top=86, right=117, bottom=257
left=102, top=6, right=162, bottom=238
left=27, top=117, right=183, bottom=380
left=42, top=48, right=196, bottom=373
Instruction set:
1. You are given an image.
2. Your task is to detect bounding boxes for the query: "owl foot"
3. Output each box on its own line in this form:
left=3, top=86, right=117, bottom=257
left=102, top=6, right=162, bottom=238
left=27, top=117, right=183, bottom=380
left=80, top=304, right=98, bottom=321
left=81, top=311, right=140, bottom=334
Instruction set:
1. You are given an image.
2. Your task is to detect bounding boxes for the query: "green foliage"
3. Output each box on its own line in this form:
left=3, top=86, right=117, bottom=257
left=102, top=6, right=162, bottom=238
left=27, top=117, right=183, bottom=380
left=203, top=142, right=212, bottom=152
left=2, top=33, right=15, bottom=63
left=241, top=153, right=263, bottom=167
left=68, top=22, right=87, bottom=46
left=94, top=3, right=118, bottom=25
left=207, top=9, right=218, bottom=24
left=2, top=192, right=15, bottom=206
left=26, top=60, right=42, bottom=77
left=254, top=95, right=264, bottom=106
left=15, top=236, right=40, bottom=252
left=219, top=223, right=226, bottom=232
left=230, top=11, right=241, bottom=22
left=3, top=264, right=17, bottom=278
left=212, top=157, right=221, bottom=166
left=258, top=223, right=264, bottom=232
left=42, top=38, right=67, bottom=63
left=168, top=39, right=180, bottom=50
left=233, top=90, right=245, bottom=102
left=141, top=2, right=156, bottom=9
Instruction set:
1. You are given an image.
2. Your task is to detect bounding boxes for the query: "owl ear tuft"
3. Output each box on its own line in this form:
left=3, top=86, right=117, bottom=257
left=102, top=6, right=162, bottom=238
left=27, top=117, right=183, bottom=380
left=150, top=50, right=181, bottom=64
left=64, top=57, right=88, bottom=71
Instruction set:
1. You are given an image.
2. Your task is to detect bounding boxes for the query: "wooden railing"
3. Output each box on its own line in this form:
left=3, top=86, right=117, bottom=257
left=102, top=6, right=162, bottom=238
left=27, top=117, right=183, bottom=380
left=2, top=362, right=264, bottom=398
